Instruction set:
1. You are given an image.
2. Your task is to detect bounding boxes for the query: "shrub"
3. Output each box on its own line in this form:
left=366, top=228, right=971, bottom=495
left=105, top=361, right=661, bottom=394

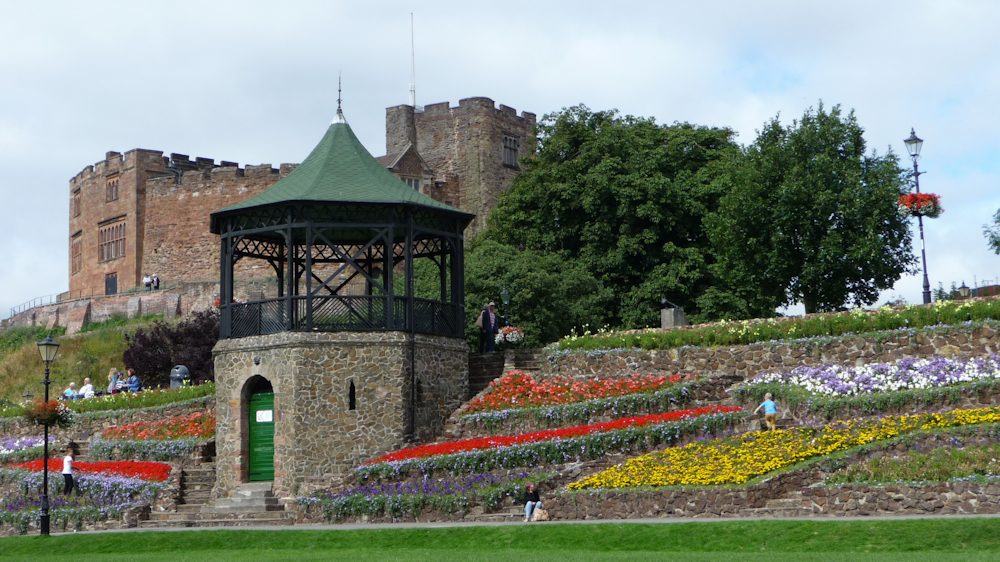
left=123, top=310, right=219, bottom=387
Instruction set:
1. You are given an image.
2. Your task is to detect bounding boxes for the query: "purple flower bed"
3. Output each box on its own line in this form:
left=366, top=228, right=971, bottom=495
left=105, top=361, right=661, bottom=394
left=0, top=436, right=55, bottom=464
left=748, top=355, right=1000, bottom=396
left=299, top=472, right=547, bottom=521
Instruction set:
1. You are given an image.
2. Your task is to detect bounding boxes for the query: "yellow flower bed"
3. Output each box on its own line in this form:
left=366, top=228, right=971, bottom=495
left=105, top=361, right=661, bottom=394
left=568, top=407, right=1000, bottom=490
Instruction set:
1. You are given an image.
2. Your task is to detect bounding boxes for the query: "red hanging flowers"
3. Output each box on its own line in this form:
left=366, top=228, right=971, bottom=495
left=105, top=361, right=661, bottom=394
left=898, top=193, right=943, bottom=218
left=365, top=406, right=740, bottom=465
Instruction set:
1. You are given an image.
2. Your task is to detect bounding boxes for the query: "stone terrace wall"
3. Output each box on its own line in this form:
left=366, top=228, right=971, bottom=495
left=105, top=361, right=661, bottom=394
left=550, top=324, right=1000, bottom=381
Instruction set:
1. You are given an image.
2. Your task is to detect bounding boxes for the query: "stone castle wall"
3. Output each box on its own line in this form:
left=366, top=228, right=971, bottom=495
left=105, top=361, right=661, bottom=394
left=142, top=162, right=295, bottom=285
left=212, top=331, right=467, bottom=501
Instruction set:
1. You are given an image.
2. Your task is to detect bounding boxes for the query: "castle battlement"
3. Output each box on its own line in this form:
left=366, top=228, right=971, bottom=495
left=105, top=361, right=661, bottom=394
left=417, top=97, right=535, bottom=122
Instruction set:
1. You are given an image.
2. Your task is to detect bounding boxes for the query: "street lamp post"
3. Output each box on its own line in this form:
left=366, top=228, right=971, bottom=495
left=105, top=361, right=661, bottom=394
left=36, top=335, right=59, bottom=536
left=904, top=129, right=932, bottom=305
left=500, top=287, right=510, bottom=326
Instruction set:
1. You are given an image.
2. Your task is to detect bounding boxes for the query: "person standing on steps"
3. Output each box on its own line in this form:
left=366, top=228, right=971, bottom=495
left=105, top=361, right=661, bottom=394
left=754, top=392, right=778, bottom=431
left=62, top=448, right=75, bottom=495
left=478, top=302, right=500, bottom=354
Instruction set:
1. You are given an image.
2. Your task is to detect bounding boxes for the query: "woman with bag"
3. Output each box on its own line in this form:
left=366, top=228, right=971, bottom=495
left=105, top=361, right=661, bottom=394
left=523, top=482, right=545, bottom=522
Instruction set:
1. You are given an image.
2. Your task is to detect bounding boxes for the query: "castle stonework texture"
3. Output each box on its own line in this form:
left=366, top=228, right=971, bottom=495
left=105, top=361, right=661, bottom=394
left=384, top=98, right=536, bottom=234
left=68, top=97, right=533, bottom=298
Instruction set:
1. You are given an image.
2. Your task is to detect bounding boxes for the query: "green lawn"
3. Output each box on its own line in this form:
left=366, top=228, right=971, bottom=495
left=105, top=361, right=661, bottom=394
left=3, top=519, right=1000, bottom=561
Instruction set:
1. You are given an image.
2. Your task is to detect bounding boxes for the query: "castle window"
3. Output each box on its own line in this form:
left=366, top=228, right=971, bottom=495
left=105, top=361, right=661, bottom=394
left=503, top=136, right=519, bottom=168
left=106, top=176, right=119, bottom=202
left=348, top=380, right=356, bottom=410
left=72, top=189, right=81, bottom=217
left=71, top=235, right=82, bottom=275
left=98, top=221, right=126, bottom=263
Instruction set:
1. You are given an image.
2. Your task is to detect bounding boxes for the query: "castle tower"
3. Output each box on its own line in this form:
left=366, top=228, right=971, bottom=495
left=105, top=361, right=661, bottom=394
left=383, top=97, right=536, bottom=235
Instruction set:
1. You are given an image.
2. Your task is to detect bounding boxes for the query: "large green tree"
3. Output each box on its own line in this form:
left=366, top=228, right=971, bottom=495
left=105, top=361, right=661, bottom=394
left=484, top=105, right=738, bottom=327
left=463, top=240, right=614, bottom=349
left=708, top=103, right=917, bottom=314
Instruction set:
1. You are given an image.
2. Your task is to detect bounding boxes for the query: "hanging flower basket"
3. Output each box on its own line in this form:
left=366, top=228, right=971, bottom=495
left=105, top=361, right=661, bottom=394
left=898, top=193, right=943, bottom=218
left=495, top=326, right=525, bottom=348
left=22, top=399, right=76, bottom=429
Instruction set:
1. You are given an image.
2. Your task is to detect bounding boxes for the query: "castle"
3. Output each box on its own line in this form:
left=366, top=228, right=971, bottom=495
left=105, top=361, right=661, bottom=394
left=67, top=97, right=535, bottom=299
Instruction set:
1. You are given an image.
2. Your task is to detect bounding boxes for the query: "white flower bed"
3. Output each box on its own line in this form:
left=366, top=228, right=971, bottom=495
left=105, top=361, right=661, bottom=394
left=748, top=355, right=1000, bottom=396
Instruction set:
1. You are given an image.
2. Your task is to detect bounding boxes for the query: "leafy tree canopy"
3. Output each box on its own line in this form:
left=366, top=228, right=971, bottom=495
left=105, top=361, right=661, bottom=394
left=985, top=209, right=1000, bottom=255
left=463, top=240, right=614, bottom=349
left=707, top=102, right=917, bottom=314
left=484, top=105, right=738, bottom=327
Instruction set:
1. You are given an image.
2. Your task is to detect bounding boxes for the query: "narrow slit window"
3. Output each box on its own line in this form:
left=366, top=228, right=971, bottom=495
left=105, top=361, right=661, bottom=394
left=348, top=380, right=356, bottom=410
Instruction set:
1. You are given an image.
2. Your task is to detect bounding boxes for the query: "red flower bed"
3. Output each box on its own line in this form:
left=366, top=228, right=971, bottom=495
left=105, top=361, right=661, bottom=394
left=102, top=412, right=215, bottom=440
left=367, top=406, right=739, bottom=465
left=13, top=459, right=171, bottom=482
left=466, top=371, right=697, bottom=414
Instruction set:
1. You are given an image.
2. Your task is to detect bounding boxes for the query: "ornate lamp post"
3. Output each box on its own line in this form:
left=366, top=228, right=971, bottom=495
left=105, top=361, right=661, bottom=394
left=36, top=335, right=59, bottom=536
left=904, top=129, right=932, bottom=305
left=500, top=287, right=510, bottom=326
left=958, top=282, right=972, bottom=300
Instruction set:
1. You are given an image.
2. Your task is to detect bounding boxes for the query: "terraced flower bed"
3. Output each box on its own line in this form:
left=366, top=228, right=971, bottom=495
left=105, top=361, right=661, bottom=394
left=553, top=298, right=1000, bottom=353
left=300, top=471, right=552, bottom=521
left=568, top=406, right=1000, bottom=490
left=0, top=460, right=169, bottom=534
left=12, top=459, right=172, bottom=482
left=0, top=436, right=54, bottom=464
left=466, top=372, right=694, bottom=413
left=736, top=354, right=1000, bottom=418
left=0, top=383, right=215, bottom=419
left=89, top=412, right=216, bottom=461
left=358, top=406, right=742, bottom=480
left=745, top=355, right=1000, bottom=397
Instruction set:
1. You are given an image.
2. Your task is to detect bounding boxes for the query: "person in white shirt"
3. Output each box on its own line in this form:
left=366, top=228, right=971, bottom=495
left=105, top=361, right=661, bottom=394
left=79, top=377, right=95, bottom=399
left=62, top=449, right=75, bottom=495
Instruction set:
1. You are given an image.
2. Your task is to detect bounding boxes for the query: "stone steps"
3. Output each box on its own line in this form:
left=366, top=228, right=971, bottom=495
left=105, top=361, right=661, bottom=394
left=139, top=511, right=294, bottom=528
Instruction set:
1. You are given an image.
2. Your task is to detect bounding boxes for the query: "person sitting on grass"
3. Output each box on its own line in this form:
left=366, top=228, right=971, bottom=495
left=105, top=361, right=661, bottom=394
left=127, top=368, right=142, bottom=392
left=63, top=383, right=78, bottom=400
left=754, top=392, right=778, bottom=432
left=523, top=482, right=542, bottom=522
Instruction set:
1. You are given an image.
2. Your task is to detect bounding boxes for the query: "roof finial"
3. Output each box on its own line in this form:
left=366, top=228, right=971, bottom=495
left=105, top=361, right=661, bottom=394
left=333, top=73, right=347, bottom=124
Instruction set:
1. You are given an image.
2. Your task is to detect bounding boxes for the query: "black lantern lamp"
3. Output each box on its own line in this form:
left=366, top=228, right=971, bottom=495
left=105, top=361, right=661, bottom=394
left=500, top=287, right=510, bottom=326
left=959, top=282, right=971, bottom=300
left=904, top=128, right=931, bottom=305
left=36, top=335, right=59, bottom=536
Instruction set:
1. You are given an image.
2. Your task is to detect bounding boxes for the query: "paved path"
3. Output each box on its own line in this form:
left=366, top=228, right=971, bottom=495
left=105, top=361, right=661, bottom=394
left=51, top=512, right=1000, bottom=536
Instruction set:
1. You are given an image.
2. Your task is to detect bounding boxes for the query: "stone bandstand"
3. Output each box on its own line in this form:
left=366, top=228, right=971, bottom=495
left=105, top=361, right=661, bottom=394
left=209, top=104, right=473, bottom=502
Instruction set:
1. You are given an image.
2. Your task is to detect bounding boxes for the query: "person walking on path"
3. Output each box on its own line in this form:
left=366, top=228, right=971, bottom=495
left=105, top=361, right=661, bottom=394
left=62, top=448, right=75, bottom=495
left=754, top=392, right=778, bottom=432
left=523, top=482, right=542, bottom=522
left=478, top=302, right=500, bottom=353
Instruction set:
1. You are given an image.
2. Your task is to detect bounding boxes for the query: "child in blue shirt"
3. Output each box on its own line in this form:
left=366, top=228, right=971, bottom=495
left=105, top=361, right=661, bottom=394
left=754, top=392, right=777, bottom=431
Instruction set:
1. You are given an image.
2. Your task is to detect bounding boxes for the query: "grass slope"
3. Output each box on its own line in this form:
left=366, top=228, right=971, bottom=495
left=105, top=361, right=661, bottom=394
left=3, top=520, right=1000, bottom=561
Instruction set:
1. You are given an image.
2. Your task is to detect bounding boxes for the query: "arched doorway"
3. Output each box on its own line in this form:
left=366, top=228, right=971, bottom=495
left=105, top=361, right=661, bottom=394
left=245, top=376, right=274, bottom=482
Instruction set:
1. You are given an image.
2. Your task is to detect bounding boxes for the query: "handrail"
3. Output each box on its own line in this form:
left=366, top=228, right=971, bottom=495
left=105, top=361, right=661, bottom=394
left=8, top=294, right=63, bottom=320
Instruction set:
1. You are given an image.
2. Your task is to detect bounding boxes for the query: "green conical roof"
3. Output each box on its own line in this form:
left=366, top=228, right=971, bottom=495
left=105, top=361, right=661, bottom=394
left=214, top=109, right=470, bottom=216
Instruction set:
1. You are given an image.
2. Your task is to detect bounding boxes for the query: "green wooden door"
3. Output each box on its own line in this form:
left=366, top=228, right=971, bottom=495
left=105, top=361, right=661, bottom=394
left=248, top=392, right=275, bottom=482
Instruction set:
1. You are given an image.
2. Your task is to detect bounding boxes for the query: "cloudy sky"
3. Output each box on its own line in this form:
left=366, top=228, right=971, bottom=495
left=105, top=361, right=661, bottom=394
left=1, top=0, right=998, bottom=318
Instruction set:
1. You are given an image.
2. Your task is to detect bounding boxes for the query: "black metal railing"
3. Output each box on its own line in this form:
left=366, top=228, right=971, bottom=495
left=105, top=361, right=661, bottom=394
left=226, top=296, right=463, bottom=339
